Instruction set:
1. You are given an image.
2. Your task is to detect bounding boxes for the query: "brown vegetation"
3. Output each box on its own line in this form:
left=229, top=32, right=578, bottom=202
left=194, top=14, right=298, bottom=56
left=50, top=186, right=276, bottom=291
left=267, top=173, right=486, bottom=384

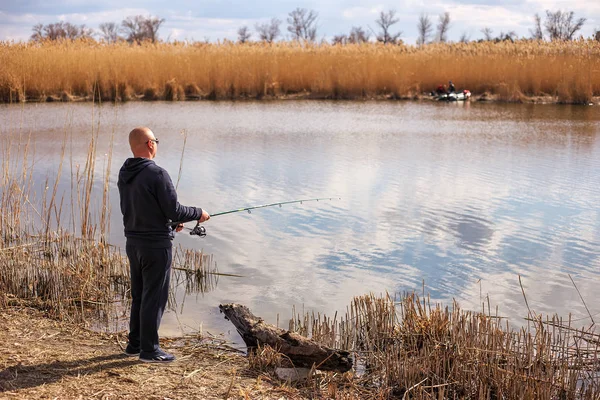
left=1, top=39, right=599, bottom=104
left=0, top=120, right=216, bottom=324
left=2, top=292, right=599, bottom=399
left=284, top=292, right=600, bottom=399
left=0, top=307, right=294, bottom=400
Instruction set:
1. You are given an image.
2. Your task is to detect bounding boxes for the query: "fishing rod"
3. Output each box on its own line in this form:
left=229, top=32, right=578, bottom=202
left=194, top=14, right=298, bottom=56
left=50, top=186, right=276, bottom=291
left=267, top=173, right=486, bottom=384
left=167, top=197, right=340, bottom=238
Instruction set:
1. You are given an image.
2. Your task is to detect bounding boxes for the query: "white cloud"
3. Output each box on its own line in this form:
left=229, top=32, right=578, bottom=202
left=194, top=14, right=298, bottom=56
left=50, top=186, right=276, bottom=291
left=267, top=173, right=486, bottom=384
left=444, top=5, right=532, bottom=29
left=341, top=6, right=384, bottom=19
left=1, top=1, right=599, bottom=43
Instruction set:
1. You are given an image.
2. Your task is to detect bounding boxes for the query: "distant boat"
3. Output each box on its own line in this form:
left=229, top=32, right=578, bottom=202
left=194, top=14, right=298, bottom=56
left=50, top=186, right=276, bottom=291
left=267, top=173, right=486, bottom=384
left=436, top=89, right=472, bottom=102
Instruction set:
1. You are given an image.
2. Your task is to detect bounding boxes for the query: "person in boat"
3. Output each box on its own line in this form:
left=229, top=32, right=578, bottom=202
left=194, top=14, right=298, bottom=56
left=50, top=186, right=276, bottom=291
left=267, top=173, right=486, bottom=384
left=448, top=81, right=456, bottom=94
left=435, top=84, right=447, bottom=95
left=118, top=126, right=210, bottom=363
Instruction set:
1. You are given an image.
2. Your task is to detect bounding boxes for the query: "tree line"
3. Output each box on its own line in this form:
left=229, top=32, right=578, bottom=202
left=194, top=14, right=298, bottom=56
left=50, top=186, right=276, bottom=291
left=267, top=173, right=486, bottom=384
left=30, top=16, right=165, bottom=44
left=30, top=9, right=599, bottom=45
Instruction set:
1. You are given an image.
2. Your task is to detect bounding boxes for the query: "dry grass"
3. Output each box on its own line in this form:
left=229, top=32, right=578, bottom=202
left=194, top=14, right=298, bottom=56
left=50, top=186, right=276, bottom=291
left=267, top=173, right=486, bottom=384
left=285, top=293, right=600, bottom=399
left=0, top=115, right=129, bottom=323
left=0, top=307, right=299, bottom=400
left=0, top=107, right=217, bottom=324
left=1, top=39, right=599, bottom=104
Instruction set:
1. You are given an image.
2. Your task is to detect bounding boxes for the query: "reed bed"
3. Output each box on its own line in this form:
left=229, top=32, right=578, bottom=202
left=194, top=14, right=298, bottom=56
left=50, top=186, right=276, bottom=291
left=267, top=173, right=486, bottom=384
left=285, top=293, right=600, bottom=399
left=1, top=40, right=599, bottom=104
left=0, top=112, right=131, bottom=323
left=0, top=109, right=215, bottom=324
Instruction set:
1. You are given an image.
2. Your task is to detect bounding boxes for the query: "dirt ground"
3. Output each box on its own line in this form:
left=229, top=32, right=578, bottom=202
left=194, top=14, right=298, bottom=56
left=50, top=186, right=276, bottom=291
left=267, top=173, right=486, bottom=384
left=0, top=306, right=307, bottom=400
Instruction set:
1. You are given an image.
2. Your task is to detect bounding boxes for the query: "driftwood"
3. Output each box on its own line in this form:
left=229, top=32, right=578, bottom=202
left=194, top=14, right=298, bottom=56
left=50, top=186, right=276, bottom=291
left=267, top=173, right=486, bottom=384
left=219, top=303, right=352, bottom=372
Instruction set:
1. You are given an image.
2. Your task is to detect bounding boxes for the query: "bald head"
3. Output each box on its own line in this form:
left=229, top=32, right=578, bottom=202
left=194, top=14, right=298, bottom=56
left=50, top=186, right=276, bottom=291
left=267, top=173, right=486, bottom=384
left=129, top=127, right=158, bottom=159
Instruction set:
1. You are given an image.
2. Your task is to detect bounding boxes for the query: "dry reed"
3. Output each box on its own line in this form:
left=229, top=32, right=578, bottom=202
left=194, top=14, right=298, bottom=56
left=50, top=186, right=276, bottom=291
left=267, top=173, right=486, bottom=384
left=285, top=292, right=600, bottom=399
left=0, top=111, right=131, bottom=323
left=1, top=40, right=599, bottom=104
left=0, top=106, right=214, bottom=324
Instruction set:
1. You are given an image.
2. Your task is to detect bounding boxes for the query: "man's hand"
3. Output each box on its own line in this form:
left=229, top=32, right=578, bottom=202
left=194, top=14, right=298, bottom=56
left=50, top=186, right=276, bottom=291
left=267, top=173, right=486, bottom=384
left=199, top=210, right=210, bottom=223
left=175, top=223, right=184, bottom=232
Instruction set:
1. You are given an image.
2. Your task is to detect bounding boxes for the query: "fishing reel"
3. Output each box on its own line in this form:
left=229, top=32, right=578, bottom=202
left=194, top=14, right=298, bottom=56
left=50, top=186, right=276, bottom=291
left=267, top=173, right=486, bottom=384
left=168, top=220, right=207, bottom=238
left=189, top=222, right=207, bottom=238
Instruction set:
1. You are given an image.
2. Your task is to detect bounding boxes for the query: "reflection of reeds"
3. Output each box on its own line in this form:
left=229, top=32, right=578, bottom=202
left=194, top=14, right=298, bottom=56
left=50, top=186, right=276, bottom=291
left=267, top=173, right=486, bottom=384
left=167, top=248, right=219, bottom=316
left=171, top=247, right=219, bottom=295
left=289, top=293, right=600, bottom=398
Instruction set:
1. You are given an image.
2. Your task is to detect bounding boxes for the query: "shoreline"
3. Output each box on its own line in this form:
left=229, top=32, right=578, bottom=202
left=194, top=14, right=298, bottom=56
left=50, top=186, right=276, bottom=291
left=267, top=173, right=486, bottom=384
left=2, top=92, right=598, bottom=106
left=0, top=306, right=299, bottom=400
left=2, top=290, right=599, bottom=399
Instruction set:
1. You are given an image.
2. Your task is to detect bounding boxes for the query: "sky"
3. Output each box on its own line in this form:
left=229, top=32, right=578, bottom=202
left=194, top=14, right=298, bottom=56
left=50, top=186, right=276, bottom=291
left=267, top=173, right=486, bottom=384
left=0, top=0, right=599, bottom=45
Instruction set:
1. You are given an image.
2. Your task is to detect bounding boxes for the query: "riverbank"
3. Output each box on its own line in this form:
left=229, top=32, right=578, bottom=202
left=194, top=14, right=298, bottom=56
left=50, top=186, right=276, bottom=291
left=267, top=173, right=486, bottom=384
left=2, top=40, right=599, bottom=105
left=5, top=91, right=600, bottom=105
left=0, top=306, right=304, bottom=400
left=3, top=292, right=600, bottom=399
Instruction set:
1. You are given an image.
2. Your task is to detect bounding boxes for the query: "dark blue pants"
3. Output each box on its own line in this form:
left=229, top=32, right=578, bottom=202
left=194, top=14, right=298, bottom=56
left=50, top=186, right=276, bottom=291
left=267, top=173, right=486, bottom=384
left=126, top=244, right=172, bottom=354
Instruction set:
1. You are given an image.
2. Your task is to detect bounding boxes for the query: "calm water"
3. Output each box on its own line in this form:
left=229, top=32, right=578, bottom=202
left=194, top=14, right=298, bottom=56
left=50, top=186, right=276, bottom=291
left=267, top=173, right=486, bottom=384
left=1, top=101, right=599, bottom=340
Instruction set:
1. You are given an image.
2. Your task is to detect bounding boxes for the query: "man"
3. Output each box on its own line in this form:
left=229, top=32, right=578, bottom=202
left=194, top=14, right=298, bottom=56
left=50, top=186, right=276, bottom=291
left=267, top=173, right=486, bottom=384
left=118, top=127, right=210, bottom=363
left=448, top=81, right=456, bottom=94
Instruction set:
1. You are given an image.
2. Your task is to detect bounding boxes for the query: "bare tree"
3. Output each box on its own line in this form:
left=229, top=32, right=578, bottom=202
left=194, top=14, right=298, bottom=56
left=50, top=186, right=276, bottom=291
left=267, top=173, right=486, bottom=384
left=530, top=13, right=544, bottom=40
left=144, top=16, right=165, bottom=43
left=256, top=18, right=281, bottom=43
left=332, top=34, right=347, bottom=45
left=332, top=26, right=370, bottom=45
left=543, top=10, right=586, bottom=41
left=64, top=22, right=81, bottom=39
left=237, top=26, right=251, bottom=43
left=30, top=21, right=93, bottom=41
left=121, top=15, right=164, bottom=44
left=436, top=12, right=451, bottom=42
left=459, top=32, right=470, bottom=43
left=121, top=16, right=146, bottom=43
left=348, top=26, right=370, bottom=43
left=417, top=13, right=433, bottom=46
left=496, top=31, right=517, bottom=42
left=81, top=25, right=94, bottom=39
left=99, top=22, right=120, bottom=43
left=481, top=27, right=494, bottom=41
left=375, top=10, right=402, bottom=44
left=31, top=23, right=44, bottom=41
left=287, top=8, right=318, bottom=42
left=42, top=23, right=64, bottom=40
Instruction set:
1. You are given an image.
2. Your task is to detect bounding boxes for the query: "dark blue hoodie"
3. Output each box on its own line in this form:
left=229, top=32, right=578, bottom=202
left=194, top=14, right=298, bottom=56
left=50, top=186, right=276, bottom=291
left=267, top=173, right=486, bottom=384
left=117, top=158, right=202, bottom=247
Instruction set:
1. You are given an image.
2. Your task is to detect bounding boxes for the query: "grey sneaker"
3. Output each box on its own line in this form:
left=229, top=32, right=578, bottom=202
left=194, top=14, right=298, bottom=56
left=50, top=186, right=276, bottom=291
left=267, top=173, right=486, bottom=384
left=139, top=349, right=175, bottom=363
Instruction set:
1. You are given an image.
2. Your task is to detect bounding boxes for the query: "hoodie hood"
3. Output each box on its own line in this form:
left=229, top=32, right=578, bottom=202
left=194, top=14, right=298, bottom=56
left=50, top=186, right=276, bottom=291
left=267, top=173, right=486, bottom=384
left=119, top=158, right=154, bottom=184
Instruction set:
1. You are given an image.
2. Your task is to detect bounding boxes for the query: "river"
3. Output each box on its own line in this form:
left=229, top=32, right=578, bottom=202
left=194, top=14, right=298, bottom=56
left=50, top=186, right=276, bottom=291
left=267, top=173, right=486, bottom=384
left=1, top=100, right=599, bottom=340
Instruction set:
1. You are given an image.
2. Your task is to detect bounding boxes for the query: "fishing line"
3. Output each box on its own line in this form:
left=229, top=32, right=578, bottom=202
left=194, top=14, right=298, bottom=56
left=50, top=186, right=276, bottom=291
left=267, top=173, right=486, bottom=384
left=167, top=197, right=340, bottom=238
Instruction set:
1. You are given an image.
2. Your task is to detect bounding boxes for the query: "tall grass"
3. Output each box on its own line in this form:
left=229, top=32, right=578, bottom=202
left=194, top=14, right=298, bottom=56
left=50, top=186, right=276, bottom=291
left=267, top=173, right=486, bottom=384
left=1, top=39, right=599, bottom=104
left=289, top=293, right=600, bottom=399
left=0, top=105, right=130, bottom=322
left=0, top=107, right=214, bottom=323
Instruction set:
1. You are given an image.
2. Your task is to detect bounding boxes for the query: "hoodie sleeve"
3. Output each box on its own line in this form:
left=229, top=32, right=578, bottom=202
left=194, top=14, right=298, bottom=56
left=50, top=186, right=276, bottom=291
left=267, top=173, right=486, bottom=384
left=154, top=168, right=202, bottom=223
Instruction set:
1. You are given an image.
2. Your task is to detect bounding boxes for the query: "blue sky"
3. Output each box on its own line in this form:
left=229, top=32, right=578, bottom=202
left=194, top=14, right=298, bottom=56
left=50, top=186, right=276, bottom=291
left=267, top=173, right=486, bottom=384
left=1, top=0, right=598, bottom=44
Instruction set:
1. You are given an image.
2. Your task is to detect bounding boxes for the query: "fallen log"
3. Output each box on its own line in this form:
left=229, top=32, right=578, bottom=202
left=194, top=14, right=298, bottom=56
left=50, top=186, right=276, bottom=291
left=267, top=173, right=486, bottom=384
left=219, top=303, right=352, bottom=372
